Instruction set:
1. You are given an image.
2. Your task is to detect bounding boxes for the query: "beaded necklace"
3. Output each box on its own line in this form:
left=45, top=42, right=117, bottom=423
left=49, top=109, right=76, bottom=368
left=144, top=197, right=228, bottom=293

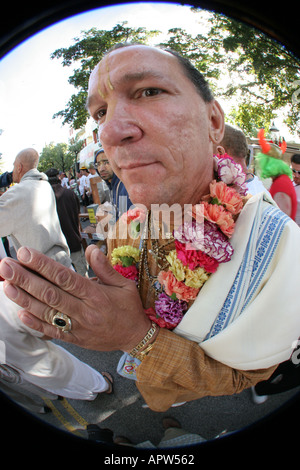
left=111, top=155, right=248, bottom=330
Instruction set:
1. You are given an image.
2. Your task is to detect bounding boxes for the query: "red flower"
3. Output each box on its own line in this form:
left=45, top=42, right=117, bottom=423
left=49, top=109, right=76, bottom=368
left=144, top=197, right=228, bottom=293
left=175, top=240, right=219, bottom=273
left=144, top=308, right=176, bottom=329
left=113, top=264, right=138, bottom=281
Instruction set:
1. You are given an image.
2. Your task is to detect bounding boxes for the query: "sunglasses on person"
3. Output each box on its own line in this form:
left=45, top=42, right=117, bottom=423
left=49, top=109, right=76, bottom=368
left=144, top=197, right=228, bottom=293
left=292, top=168, right=300, bottom=175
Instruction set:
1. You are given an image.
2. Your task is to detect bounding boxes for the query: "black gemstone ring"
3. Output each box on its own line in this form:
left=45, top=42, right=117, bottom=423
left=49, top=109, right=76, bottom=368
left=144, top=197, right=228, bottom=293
left=51, top=312, right=72, bottom=333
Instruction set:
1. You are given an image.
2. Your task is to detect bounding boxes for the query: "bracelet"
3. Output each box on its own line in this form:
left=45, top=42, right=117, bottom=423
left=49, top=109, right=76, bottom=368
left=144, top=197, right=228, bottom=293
left=129, top=321, right=157, bottom=358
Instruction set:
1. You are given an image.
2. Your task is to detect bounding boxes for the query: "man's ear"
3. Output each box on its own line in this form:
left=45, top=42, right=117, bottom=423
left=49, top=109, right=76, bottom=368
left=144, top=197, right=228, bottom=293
left=17, top=162, right=23, bottom=176
left=208, top=100, right=224, bottom=145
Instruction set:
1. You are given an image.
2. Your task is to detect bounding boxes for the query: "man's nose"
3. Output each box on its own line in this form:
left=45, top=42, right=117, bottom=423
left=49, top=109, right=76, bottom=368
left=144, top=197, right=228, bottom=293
left=98, top=102, right=143, bottom=146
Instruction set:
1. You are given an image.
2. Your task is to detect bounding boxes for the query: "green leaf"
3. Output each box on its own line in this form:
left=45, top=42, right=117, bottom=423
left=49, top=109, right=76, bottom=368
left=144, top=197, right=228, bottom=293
left=119, top=256, right=135, bottom=267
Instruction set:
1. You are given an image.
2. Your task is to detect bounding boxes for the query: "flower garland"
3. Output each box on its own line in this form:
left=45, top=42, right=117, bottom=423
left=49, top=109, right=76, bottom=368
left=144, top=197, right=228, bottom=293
left=110, top=155, right=247, bottom=331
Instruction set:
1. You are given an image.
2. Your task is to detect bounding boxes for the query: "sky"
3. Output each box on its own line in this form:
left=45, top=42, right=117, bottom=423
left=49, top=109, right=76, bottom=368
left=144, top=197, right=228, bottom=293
left=0, top=2, right=298, bottom=171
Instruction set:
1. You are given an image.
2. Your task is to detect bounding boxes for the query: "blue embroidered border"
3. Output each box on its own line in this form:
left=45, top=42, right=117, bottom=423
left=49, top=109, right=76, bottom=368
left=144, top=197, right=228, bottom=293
left=205, top=205, right=290, bottom=340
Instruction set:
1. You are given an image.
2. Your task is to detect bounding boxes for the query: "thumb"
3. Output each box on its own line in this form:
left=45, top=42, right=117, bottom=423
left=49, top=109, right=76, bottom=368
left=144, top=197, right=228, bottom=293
left=86, top=245, right=129, bottom=287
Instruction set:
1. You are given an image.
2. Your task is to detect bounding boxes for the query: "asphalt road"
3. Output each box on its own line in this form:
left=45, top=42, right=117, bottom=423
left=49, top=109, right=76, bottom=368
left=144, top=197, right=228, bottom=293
left=4, top=339, right=299, bottom=452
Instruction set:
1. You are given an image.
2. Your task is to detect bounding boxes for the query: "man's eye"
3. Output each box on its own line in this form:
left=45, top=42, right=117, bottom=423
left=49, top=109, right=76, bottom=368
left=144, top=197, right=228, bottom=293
left=95, top=109, right=106, bottom=121
left=141, top=88, right=163, bottom=97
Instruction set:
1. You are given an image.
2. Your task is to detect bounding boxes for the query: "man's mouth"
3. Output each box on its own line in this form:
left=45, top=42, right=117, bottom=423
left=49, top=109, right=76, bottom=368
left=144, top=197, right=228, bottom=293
left=120, top=162, right=157, bottom=170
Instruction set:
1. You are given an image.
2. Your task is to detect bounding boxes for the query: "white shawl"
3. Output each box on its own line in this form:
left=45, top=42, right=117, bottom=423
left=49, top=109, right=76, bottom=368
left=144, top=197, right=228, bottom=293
left=175, top=192, right=300, bottom=370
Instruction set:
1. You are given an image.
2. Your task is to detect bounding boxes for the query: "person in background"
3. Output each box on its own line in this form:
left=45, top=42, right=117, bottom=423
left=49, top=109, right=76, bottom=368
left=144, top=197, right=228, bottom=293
left=46, top=168, right=89, bottom=277
left=59, top=171, right=70, bottom=188
left=0, top=171, right=13, bottom=189
left=0, top=171, right=13, bottom=257
left=79, top=166, right=89, bottom=211
left=255, top=129, right=297, bottom=220
left=85, top=162, right=99, bottom=205
left=291, top=153, right=300, bottom=225
left=94, top=148, right=132, bottom=219
left=217, top=124, right=269, bottom=195
left=0, top=148, right=71, bottom=267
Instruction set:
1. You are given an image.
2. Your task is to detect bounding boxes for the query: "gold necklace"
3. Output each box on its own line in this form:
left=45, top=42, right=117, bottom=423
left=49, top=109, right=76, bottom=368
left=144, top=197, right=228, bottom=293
left=137, top=211, right=174, bottom=296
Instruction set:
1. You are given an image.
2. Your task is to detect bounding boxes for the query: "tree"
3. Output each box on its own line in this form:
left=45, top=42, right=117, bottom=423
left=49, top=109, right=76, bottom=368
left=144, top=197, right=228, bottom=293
left=38, top=142, right=78, bottom=173
left=194, top=10, right=300, bottom=136
left=51, top=22, right=160, bottom=129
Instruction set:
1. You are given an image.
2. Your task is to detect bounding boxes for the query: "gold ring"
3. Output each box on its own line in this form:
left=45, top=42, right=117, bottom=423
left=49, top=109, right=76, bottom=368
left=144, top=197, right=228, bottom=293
left=51, top=311, right=72, bottom=333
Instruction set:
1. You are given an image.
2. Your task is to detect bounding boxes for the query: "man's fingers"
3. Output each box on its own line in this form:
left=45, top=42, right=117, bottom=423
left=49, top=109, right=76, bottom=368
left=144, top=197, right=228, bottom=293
left=2, top=274, right=80, bottom=322
left=18, top=309, right=78, bottom=343
left=0, top=255, right=96, bottom=321
left=1, top=247, right=90, bottom=299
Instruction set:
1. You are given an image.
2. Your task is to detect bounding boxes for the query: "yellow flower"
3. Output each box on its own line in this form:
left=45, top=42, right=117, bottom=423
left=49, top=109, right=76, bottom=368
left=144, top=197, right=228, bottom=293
left=185, top=267, right=209, bottom=288
left=111, top=245, right=140, bottom=266
left=166, top=250, right=209, bottom=288
left=166, top=250, right=185, bottom=282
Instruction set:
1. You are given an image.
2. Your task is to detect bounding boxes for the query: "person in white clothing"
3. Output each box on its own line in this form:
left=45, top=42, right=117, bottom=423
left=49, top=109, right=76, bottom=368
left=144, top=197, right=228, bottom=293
left=86, top=163, right=99, bottom=204
left=79, top=166, right=89, bottom=211
left=59, top=171, right=70, bottom=189
left=0, top=148, right=72, bottom=267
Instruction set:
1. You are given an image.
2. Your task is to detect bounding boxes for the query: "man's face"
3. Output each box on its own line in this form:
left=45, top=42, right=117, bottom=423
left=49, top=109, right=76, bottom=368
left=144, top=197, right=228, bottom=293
left=96, top=152, right=114, bottom=182
left=291, top=161, right=300, bottom=185
left=87, top=45, right=224, bottom=207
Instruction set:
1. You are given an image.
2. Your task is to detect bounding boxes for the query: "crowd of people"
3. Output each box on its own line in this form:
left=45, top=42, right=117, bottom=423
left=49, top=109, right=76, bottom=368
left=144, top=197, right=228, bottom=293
left=0, top=43, right=299, bottom=447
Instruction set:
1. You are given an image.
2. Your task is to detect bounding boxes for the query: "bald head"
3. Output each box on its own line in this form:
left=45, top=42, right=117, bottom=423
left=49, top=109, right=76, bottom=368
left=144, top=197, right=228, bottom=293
left=13, top=148, right=40, bottom=183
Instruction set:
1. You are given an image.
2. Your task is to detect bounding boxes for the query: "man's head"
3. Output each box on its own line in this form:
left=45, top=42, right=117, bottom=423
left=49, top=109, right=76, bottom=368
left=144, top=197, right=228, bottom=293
left=45, top=168, right=60, bottom=185
left=291, top=153, right=300, bottom=185
left=80, top=167, right=89, bottom=176
left=88, top=163, right=97, bottom=175
left=13, top=148, right=39, bottom=183
left=94, top=149, right=114, bottom=182
left=218, top=124, right=249, bottom=172
left=87, top=44, right=224, bottom=207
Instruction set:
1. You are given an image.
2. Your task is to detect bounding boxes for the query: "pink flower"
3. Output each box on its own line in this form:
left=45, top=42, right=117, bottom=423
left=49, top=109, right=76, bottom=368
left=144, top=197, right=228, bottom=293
left=202, top=201, right=235, bottom=237
left=113, top=264, right=139, bottom=281
left=122, top=206, right=147, bottom=224
left=217, top=156, right=247, bottom=195
left=209, top=180, right=243, bottom=215
left=174, top=220, right=234, bottom=263
left=175, top=240, right=219, bottom=273
left=158, top=270, right=200, bottom=301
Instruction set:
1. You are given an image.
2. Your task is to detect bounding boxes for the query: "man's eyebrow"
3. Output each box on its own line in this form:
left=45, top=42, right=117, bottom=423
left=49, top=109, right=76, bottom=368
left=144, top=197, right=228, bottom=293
left=117, top=70, right=166, bottom=84
left=86, top=70, right=167, bottom=110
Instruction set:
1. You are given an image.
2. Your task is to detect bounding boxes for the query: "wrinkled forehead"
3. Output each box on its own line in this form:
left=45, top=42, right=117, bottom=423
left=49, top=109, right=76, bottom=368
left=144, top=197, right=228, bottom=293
left=88, top=45, right=182, bottom=93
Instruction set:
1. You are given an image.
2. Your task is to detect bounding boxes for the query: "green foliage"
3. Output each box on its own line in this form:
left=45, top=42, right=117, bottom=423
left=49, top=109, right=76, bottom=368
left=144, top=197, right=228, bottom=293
left=203, top=12, right=300, bottom=136
left=38, top=141, right=83, bottom=173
